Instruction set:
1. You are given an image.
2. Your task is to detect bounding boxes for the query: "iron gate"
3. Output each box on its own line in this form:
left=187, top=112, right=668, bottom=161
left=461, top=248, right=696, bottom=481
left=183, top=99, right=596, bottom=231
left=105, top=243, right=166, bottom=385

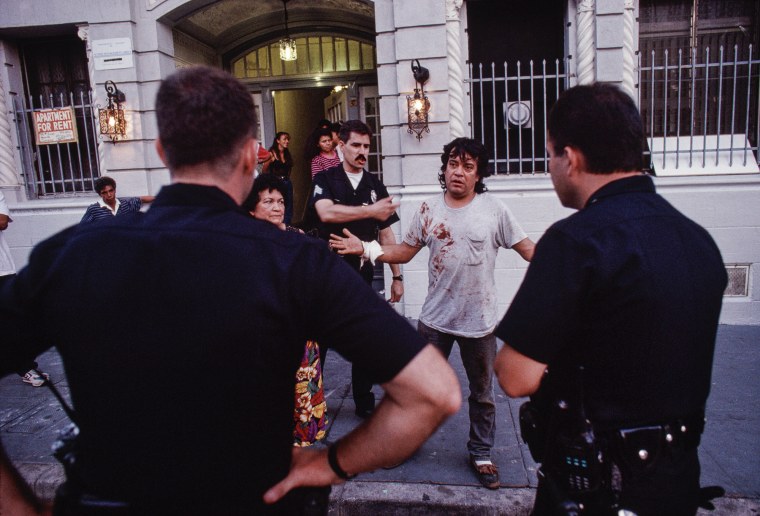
left=13, top=90, right=101, bottom=199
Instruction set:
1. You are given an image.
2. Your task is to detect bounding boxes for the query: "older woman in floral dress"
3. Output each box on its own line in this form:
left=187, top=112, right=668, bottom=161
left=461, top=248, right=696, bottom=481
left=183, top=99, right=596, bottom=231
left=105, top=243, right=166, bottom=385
left=243, top=173, right=327, bottom=446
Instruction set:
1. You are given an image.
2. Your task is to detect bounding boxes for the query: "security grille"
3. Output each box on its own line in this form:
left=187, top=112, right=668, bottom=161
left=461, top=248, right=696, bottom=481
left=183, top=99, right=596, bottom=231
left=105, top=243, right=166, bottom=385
left=13, top=91, right=101, bottom=198
left=467, top=58, right=570, bottom=175
left=639, top=44, right=760, bottom=174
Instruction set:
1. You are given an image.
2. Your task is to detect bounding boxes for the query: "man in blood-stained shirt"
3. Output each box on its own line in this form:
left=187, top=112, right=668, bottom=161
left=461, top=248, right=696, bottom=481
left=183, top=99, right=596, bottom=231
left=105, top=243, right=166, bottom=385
left=329, top=137, right=534, bottom=489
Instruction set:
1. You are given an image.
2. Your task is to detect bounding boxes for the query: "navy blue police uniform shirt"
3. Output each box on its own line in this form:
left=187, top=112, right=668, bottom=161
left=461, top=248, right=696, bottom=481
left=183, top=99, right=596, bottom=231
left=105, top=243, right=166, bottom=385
left=310, top=164, right=398, bottom=240
left=0, top=183, right=426, bottom=513
left=497, top=175, right=727, bottom=430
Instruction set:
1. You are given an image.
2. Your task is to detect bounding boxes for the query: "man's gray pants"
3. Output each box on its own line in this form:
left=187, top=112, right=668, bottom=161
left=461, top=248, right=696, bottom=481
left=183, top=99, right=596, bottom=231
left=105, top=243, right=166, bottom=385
left=417, top=321, right=496, bottom=459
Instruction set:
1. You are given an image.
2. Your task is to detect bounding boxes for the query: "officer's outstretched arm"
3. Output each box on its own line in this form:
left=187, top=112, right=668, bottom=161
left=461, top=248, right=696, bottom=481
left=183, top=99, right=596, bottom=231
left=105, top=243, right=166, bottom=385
left=495, top=343, right=547, bottom=398
left=263, top=344, right=461, bottom=504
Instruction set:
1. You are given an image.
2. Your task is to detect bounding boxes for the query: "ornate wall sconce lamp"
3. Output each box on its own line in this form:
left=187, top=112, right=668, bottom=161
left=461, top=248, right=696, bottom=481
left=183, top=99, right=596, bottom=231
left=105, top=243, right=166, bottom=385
left=98, top=80, right=126, bottom=143
left=407, top=59, right=430, bottom=140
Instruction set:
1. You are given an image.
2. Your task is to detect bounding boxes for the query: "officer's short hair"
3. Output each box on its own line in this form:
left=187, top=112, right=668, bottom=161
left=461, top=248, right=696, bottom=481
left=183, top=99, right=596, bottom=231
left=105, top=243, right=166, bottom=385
left=548, top=83, right=643, bottom=174
left=155, top=66, right=257, bottom=176
left=338, top=120, right=372, bottom=144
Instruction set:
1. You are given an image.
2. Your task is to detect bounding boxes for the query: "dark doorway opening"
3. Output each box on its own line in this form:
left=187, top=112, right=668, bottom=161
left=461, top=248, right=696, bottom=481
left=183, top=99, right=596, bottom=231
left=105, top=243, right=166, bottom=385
left=466, top=0, right=566, bottom=174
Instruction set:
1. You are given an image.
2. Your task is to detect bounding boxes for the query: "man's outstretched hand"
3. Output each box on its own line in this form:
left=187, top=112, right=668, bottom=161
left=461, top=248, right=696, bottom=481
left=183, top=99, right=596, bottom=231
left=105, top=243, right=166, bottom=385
left=329, top=228, right=364, bottom=256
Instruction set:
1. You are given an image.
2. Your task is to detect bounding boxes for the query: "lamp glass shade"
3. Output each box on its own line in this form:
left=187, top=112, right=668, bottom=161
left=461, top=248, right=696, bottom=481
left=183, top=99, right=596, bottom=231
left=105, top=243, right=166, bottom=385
left=279, top=38, right=297, bottom=61
left=407, top=90, right=430, bottom=140
left=98, top=108, right=126, bottom=141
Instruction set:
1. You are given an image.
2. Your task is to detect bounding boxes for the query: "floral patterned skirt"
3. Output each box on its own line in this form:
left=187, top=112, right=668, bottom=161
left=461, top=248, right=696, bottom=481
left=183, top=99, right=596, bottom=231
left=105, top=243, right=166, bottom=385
left=293, top=340, right=328, bottom=447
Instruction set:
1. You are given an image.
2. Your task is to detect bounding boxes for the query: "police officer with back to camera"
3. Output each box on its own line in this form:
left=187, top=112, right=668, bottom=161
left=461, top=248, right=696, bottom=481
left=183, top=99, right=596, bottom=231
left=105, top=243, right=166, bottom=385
left=0, top=66, right=461, bottom=516
left=494, top=83, right=727, bottom=515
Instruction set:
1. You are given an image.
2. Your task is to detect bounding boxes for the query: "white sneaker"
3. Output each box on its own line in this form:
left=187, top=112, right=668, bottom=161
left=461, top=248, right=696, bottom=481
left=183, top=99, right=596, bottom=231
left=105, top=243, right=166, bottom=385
left=22, top=370, right=50, bottom=387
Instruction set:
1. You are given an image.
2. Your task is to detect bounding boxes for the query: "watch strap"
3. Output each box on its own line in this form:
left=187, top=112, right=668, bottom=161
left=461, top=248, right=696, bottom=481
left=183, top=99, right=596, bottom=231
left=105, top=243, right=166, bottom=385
left=327, top=441, right=355, bottom=480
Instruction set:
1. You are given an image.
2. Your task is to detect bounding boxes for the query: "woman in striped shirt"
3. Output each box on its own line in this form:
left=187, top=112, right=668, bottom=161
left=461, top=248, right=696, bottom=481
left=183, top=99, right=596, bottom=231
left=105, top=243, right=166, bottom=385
left=309, top=128, right=341, bottom=179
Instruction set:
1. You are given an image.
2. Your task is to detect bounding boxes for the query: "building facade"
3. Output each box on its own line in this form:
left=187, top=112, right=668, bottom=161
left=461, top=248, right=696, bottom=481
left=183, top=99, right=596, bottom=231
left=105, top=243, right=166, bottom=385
left=1, top=0, right=758, bottom=324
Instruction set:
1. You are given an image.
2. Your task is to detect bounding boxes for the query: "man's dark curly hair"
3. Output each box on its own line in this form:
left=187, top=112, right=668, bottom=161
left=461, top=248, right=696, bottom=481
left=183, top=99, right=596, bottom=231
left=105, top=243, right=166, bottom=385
left=438, top=138, right=490, bottom=194
left=94, top=176, right=116, bottom=194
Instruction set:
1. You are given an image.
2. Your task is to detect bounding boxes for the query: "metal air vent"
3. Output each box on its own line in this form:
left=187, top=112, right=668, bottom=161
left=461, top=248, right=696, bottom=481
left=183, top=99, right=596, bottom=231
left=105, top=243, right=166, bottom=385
left=724, top=265, right=749, bottom=297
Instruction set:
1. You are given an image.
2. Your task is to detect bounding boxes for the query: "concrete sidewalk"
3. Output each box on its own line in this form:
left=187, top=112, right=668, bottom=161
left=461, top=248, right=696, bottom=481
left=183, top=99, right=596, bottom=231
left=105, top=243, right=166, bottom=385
left=2, top=325, right=759, bottom=514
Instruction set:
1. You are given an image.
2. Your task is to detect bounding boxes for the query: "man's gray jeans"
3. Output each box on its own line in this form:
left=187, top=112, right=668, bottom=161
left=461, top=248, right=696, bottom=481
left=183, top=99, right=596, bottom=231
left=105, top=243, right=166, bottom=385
left=417, top=321, right=496, bottom=459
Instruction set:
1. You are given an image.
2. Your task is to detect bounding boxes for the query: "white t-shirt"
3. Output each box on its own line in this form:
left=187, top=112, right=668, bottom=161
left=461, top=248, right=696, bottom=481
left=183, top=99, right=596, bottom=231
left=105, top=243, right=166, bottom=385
left=346, top=169, right=363, bottom=190
left=0, top=192, right=16, bottom=277
left=404, top=193, right=527, bottom=338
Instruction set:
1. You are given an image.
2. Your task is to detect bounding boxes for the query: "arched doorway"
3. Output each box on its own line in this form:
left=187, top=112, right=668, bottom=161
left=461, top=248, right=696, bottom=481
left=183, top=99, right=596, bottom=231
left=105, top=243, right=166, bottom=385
left=229, top=34, right=378, bottom=222
left=166, top=0, right=380, bottom=224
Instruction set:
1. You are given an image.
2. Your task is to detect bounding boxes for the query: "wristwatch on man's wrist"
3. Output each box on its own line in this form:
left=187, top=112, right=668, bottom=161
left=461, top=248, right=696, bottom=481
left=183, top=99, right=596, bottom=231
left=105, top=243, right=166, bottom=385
left=392, top=275, right=403, bottom=282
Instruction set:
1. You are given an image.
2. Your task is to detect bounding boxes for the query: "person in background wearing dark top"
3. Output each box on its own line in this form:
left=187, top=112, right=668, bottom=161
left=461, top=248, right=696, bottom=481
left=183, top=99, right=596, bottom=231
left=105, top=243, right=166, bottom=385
left=0, top=191, right=50, bottom=388
left=80, top=176, right=154, bottom=223
left=262, top=131, right=294, bottom=225
left=307, top=119, right=404, bottom=419
left=0, top=65, right=460, bottom=516
left=494, top=83, right=727, bottom=515
left=309, top=128, right=341, bottom=179
left=243, top=174, right=327, bottom=448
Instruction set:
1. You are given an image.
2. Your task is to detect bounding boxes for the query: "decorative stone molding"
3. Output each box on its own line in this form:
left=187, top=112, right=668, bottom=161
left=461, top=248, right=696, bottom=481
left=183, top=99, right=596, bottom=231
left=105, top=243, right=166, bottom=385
left=0, top=77, right=20, bottom=185
left=446, top=0, right=466, bottom=138
left=621, top=0, right=636, bottom=98
left=77, top=24, right=107, bottom=175
left=445, top=0, right=464, bottom=20
left=576, top=0, right=595, bottom=85
left=173, top=30, right=217, bottom=67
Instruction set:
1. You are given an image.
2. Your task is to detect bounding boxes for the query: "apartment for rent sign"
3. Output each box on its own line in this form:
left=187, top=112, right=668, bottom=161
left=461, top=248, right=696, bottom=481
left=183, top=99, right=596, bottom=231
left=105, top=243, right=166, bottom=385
left=33, top=107, right=78, bottom=145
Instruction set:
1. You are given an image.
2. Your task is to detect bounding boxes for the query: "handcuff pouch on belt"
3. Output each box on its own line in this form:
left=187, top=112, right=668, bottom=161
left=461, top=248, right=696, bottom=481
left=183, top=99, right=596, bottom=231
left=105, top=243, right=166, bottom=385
left=607, top=410, right=704, bottom=479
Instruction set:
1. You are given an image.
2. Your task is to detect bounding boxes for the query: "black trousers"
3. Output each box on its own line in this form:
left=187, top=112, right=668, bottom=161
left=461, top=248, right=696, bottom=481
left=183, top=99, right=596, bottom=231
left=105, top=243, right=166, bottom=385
left=350, top=259, right=376, bottom=412
left=532, top=447, right=701, bottom=516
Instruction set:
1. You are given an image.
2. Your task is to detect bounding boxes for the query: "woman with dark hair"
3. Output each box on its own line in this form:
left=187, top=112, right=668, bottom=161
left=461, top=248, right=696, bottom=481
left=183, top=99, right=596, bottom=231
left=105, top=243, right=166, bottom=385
left=309, top=127, right=341, bottom=179
left=303, top=119, right=333, bottom=163
left=261, top=132, right=294, bottom=224
left=243, top=175, right=327, bottom=447
left=243, top=174, right=300, bottom=233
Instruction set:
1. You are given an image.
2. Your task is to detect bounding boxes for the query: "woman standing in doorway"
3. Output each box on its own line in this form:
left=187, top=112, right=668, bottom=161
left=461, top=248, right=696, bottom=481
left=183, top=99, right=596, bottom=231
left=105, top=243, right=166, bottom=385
left=262, top=131, right=294, bottom=225
left=309, top=128, right=341, bottom=179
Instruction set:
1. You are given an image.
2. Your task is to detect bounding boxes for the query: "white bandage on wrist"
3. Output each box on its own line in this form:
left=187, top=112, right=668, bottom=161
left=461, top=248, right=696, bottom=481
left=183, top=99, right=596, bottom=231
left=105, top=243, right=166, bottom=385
left=360, top=240, right=384, bottom=267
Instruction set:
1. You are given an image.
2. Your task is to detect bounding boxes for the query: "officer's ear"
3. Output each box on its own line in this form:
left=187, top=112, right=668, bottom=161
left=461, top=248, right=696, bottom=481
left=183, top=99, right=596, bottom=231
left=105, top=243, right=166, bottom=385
left=241, top=138, right=257, bottom=177
left=564, top=146, right=588, bottom=176
left=155, top=139, right=168, bottom=167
